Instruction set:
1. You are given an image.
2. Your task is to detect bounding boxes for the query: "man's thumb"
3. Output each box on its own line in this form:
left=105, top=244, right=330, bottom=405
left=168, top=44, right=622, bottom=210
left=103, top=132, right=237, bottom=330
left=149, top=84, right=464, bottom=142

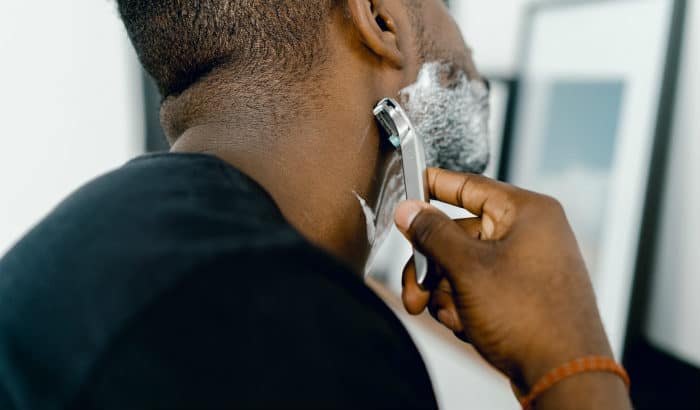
left=395, top=200, right=481, bottom=276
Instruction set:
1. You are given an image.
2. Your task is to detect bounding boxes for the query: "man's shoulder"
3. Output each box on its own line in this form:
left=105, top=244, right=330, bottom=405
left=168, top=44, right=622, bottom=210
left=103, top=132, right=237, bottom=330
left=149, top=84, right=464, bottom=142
left=0, top=152, right=307, bottom=324
left=0, top=152, right=406, bottom=408
left=1, top=153, right=287, bottom=269
left=51, top=153, right=284, bottom=230
left=0, top=153, right=436, bottom=409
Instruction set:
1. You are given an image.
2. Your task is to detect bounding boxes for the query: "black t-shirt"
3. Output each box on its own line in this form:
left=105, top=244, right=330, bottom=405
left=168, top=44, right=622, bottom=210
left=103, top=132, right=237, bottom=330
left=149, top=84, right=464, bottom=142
left=0, top=153, right=437, bottom=410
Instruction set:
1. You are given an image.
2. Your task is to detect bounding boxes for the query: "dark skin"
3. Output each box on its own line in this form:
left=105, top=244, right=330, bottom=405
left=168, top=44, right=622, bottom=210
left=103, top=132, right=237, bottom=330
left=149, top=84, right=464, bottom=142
left=164, top=0, right=631, bottom=407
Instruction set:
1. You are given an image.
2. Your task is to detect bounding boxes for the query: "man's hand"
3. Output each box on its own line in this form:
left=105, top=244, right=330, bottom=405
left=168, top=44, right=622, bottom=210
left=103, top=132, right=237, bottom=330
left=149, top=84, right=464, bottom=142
left=394, top=168, right=630, bottom=407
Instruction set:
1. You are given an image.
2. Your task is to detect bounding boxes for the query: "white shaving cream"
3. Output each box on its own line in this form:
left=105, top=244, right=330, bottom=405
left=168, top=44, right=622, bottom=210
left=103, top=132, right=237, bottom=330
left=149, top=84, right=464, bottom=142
left=401, top=61, right=491, bottom=172
left=353, top=191, right=377, bottom=243
left=357, top=61, right=491, bottom=273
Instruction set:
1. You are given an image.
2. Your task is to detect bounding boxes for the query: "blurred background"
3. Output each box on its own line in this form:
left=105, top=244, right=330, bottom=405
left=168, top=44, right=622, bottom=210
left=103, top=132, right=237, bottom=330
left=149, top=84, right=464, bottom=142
left=0, top=0, right=697, bottom=409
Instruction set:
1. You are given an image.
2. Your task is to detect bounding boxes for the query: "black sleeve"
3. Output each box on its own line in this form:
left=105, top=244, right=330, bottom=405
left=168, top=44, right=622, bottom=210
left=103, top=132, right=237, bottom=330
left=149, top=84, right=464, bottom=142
left=69, top=246, right=438, bottom=410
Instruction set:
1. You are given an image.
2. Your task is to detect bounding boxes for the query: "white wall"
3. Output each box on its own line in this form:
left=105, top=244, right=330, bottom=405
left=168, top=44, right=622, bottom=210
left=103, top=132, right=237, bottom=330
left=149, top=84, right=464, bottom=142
left=452, top=0, right=535, bottom=76
left=0, top=1, right=143, bottom=255
left=645, top=0, right=700, bottom=367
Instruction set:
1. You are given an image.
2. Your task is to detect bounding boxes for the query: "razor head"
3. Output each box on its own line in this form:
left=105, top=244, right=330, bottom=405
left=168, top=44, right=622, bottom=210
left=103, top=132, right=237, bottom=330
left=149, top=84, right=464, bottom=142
left=373, top=97, right=429, bottom=203
left=373, top=98, right=431, bottom=289
left=373, top=98, right=412, bottom=149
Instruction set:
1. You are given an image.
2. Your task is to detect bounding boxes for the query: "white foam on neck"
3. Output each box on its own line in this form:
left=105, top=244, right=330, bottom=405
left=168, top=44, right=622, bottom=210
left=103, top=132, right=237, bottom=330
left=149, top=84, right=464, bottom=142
left=353, top=191, right=377, bottom=245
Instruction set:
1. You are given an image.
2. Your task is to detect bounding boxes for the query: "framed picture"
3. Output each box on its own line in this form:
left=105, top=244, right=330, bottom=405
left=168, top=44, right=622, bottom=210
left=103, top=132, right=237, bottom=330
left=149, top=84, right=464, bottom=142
left=500, top=0, right=684, bottom=357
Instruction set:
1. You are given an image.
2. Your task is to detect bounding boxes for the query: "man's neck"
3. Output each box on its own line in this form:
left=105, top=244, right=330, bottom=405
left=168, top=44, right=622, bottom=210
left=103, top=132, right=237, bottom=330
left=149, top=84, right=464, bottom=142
left=167, top=83, right=387, bottom=274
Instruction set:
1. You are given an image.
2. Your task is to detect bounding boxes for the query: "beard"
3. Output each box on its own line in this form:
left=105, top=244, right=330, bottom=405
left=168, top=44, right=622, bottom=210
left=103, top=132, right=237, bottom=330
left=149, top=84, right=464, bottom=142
left=399, top=61, right=490, bottom=173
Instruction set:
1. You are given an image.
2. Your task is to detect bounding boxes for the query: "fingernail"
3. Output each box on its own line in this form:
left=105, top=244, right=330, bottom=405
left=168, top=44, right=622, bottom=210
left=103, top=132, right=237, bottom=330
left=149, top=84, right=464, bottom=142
left=482, top=215, right=495, bottom=240
left=395, top=201, right=424, bottom=231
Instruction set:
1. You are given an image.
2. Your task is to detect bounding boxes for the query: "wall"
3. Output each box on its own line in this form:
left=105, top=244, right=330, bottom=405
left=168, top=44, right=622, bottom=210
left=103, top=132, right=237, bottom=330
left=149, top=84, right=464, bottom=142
left=0, top=1, right=143, bottom=255
left=452, top=0, right=535, bottom=76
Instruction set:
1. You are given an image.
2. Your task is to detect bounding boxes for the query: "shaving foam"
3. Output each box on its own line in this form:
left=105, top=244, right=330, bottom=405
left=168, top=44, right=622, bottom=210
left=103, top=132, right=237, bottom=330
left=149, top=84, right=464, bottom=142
left=353, top=191, right=376, bottom=244
left=400, top=62, right=491, bottom=173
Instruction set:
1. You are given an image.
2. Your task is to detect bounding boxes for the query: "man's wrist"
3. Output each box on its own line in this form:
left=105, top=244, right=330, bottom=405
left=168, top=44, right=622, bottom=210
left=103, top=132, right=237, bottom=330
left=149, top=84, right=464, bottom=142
left=518, top=336, right=614, bottom=392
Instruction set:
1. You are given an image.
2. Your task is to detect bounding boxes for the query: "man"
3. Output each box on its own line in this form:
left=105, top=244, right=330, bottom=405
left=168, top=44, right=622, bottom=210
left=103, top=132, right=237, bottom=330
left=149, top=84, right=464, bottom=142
left=0, top=1, right=631, bottom=409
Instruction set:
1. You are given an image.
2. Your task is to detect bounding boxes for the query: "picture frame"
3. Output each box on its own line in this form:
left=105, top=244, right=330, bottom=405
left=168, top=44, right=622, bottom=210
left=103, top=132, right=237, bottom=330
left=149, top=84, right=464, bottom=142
left=499, top=0, right=685, bottom=357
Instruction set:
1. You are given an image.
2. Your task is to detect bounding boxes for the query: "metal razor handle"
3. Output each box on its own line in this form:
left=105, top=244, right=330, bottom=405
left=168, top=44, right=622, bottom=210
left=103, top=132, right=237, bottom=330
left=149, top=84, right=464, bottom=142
left=373, top=98, right=431, bottom=289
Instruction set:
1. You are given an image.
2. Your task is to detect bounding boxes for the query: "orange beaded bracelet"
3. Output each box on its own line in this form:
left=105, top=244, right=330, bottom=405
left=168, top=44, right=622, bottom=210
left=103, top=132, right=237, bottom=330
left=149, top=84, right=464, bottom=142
left=519, top=356, right=631, bottom=410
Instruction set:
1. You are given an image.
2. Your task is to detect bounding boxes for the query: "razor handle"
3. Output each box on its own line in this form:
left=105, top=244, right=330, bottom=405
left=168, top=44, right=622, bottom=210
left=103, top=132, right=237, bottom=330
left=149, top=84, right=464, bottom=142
left=373, top=98, right=431, bottom=289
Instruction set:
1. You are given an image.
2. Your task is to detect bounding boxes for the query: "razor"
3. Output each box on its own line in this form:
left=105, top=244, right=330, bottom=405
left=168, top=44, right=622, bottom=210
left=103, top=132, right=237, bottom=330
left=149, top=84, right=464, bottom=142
left=373, top=98, right=431, bottom=289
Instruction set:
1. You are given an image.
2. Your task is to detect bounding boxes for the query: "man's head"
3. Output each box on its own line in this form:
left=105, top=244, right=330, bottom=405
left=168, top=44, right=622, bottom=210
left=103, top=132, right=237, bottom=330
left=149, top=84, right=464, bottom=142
left=116, top=0, right=483, bottom=271
left=117, top=0, right=478, bottom=122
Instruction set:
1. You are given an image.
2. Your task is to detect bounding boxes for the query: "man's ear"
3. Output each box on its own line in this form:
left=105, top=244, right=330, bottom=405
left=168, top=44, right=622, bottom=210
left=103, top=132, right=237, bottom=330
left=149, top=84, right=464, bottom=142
left=347, top=0, right=404, bottom=68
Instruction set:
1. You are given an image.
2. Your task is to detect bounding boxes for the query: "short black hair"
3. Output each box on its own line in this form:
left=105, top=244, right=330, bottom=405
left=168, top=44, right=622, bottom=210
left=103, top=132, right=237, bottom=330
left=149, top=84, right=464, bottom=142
left=117, top=0, right=341, bottom=97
